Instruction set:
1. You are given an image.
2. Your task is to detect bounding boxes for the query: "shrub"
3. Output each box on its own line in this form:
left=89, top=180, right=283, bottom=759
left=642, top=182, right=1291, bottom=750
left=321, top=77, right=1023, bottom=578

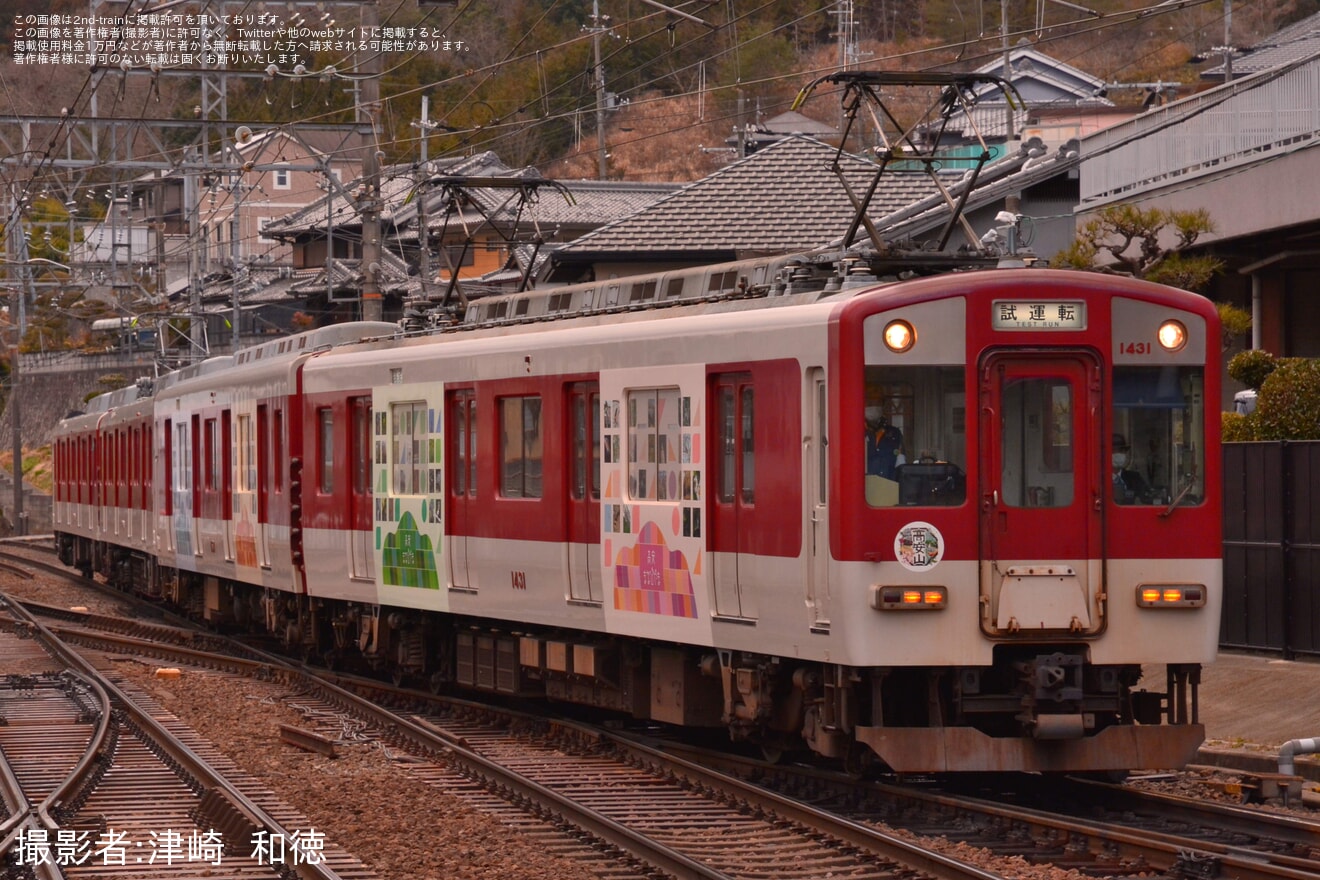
left=1221, top=410, right=1256, bottom=442
left=1254, top=358, right=1320, bottom=440
left=1216, top=302, right=1252, bottom=350
left=1227, top=349, right=1277, bottom=390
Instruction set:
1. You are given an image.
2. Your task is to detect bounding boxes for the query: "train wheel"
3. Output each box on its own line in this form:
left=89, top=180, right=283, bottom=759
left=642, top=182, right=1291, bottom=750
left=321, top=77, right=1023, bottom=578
left=844, top=743, right=876, bottom=777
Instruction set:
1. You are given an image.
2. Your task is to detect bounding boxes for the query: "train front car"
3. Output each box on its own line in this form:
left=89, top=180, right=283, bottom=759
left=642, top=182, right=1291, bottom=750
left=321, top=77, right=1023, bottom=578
left=830, top=269, right=1220, bottom=773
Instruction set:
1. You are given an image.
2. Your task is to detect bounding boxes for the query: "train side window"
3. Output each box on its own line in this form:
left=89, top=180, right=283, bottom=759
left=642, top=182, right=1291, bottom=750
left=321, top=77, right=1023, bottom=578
left=257, top=405, right=270, bottom=498
left=1000, top=377, right=1074, bottom=508
left=500, top=395, right=543, bottom=498
left=390, top=401, right=426, bottom=496
left=204, top=418, right=219, bottom=491
left=222, top=410, right=232, bottom=508
left=144, top=426, right=152, bottom=502
left=272, top=409, right=284, bottom=494
left=862, top=365, right=966, bottom=508
left=627, top=387, right=680, bottom=502
left=163, top=420, right=173, bottom=516
left=317, top=407, right=334, bottom=494
left=569, top=386, right=601, bottom=501
left=1111, top=366, right=1205, bottom=507
left=351, top=397, right=372, bottom=496
left=236, top=414, right=255, bottom=492
left=449, top=391, right=477, bottom=496
left=182, top=420, right=195, bottom=496
left=741, top=386, right=755, bottom=503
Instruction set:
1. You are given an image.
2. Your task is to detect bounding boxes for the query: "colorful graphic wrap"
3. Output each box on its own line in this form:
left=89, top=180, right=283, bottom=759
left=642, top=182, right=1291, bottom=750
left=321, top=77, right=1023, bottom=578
left=599, top=367, right=707, bottom=630
left=234, top=508, right=258, bottom=568
left=613, top=521, right=698, bottom=618
left=372, top=389, right=446, bottom=601
left=381, top=510, right=440, bottom=588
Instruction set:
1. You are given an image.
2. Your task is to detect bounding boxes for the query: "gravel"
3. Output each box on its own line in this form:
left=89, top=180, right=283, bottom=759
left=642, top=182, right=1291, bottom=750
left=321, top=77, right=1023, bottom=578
left=5, top=561, right=1317, bottom=880
left=113, top=662, right=609, bottom=880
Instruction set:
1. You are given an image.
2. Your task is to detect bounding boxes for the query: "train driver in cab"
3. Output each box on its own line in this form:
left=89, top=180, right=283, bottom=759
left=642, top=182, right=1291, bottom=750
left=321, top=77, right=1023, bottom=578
left=1112, top=433, right=1153, bottom=504
left=865, top=406, right=905, bottom=479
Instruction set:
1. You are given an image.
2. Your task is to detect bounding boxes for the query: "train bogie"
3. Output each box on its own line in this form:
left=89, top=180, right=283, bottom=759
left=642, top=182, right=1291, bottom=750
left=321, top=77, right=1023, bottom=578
left=52, top=268, right=1220, bottom=774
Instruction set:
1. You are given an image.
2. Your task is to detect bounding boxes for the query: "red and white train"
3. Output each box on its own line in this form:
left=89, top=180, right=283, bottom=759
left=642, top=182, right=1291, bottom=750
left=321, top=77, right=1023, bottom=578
left=53, top=259, right=1221, bottom=773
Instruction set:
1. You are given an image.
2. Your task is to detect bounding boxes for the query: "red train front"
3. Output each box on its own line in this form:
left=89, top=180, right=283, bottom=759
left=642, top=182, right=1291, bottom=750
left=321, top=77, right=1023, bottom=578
left=52, top=263, right=1220, bottom=774
left=829, top=269, right=1219, bottom=770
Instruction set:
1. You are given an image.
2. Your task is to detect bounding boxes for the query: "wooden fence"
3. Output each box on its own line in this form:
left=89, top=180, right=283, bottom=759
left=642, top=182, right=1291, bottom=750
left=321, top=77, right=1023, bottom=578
left=1222, top=441, right=1320, bottom=658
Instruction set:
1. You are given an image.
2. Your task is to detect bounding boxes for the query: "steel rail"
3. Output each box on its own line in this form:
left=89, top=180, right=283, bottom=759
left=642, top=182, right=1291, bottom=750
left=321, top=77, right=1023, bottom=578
left=0, top=671, right=111, bottom=880
left=0, top=740, right=65, bottom=880
left=930, top=785, right=1320, bottom=880
left=1066, top=775, right=1320, bottom=853
left=12, top=597, right=732, bottom=880
left=0, top=592, right=345, bottom=880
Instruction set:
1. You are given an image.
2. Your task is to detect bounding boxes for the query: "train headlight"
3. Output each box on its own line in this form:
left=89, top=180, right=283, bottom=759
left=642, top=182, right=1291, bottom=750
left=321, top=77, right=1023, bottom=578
left=1136, top=584, right=1205, bottom=608
left=883, top=319, right=915, bottom=353
left=1157, top=319, right=1187, bottom=352
left=871, top=585, right=947, bottom=610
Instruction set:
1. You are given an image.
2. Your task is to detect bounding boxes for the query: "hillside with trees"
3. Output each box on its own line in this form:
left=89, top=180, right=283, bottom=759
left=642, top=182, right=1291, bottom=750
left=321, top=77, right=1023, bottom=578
left=1, top=0, right=1317, bottom=181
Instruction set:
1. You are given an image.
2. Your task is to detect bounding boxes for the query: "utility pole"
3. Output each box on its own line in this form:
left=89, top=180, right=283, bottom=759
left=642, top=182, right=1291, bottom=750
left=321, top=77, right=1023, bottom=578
left=229, top=180, right=242, bottom=351
left=7, top=188, right=24, bottom=536
left=588, top=0, right=609, bottom=180
left=359, top=1, right=384, bottom=323
left=1223, top=0, right=1234, bottom=83
left=414, top=96, right=433, bottom=290
left=1001, top=0, right=1014, bottom=142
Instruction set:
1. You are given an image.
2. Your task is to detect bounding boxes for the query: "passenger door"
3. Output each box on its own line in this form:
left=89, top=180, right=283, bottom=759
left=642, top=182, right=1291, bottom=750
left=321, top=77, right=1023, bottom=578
left=709, top=372, right=758, bottom=619
left=349, top=396, right=374, bottom=580
left=805, top=368, right=831, bottom=630
left=446, top=389, right=477, bottom=589
left=256, top=405, right=272, bottom=568
left=979, top=352, right=1103, bottom=635
left=565, top=382, right=602, bottom=602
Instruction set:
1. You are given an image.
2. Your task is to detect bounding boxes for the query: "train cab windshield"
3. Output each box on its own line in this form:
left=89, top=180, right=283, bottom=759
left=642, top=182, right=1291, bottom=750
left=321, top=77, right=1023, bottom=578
left=1110, top=366, right=1206, bottom=507
left=863, top=365, right=967, bottom=507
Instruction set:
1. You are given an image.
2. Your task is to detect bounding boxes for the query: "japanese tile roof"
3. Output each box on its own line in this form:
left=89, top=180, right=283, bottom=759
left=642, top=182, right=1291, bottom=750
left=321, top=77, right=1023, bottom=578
left=1201, top=11, right=1320, bottom=79
left=554, top=135, right=953, bottom=261
left=285, top=251, right=419, bottom=297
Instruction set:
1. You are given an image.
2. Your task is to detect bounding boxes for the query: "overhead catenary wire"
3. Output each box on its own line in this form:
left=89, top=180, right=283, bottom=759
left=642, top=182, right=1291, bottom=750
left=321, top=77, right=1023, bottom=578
left=0, top=0, right=1236, bottom=270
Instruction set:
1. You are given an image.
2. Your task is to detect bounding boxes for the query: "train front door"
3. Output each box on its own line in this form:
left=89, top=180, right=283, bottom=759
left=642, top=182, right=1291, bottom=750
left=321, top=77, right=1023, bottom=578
left=978, top=352, right=1104, bottom=636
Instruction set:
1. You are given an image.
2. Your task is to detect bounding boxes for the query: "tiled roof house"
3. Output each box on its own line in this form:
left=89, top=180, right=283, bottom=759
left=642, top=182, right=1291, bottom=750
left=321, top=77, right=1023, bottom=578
left=547, top=135, right=954, bottom=282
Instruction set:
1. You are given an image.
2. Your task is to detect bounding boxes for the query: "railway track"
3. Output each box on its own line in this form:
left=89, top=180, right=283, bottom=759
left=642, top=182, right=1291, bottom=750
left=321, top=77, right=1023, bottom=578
left=0, top=594, right=375, bottom=879
left=7, top=591, right=1011, bottom=880
left=648, top=740, right=1320, bottom=880
left=9, top=536, right=1320, bottom=880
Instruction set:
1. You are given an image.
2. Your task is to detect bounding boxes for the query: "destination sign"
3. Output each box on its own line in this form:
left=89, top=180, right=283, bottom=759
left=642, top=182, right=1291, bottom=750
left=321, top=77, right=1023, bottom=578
left=992, top=300, right=1086, bottom=330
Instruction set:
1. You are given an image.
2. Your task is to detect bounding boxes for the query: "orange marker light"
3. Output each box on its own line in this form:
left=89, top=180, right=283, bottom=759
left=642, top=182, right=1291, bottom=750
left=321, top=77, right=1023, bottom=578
left=1163, top=589, right=1183, bottom=603
left=1141, top=588, right=1162, bottom=603
left=924, top=591, right=945, bottom=606
left=902, top=590, right=923, bottom=604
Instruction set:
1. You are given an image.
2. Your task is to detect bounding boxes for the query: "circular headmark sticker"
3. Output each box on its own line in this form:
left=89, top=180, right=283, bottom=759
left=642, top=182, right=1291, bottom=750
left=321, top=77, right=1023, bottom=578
left=894, top=521, right=944, bottom=571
